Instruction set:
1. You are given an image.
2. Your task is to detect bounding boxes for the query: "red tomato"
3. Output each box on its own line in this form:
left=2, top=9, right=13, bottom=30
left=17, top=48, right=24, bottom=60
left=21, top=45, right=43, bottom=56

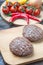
left=2, top=6, right=9, bottom=14
left=33, top=9, right=40, bottom=16
left=6, top=2, right=13, bottom=9
left=26, top=7, right=33, bottom=15
left=18, top=6, right=25, bottom=13
left=14, top=2, right=20, bottom=7
left=10, top=5, right=17, bottom=13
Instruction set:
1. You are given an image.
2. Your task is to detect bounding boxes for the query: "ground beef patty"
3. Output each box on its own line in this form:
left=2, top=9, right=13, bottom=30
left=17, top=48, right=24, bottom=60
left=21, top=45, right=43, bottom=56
left=9, top=37, right=33, bottom=57
left=23, top=25, right=43, bottom=42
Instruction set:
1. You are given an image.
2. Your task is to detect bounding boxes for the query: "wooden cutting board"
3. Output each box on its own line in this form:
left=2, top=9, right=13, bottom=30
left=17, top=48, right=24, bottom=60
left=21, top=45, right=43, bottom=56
left=1, top=0, right=43, bottom=25
left=0, top=24, right=43, bottom=65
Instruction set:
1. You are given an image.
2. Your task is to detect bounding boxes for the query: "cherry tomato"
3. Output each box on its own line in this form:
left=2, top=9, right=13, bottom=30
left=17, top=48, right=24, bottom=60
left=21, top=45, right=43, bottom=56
left=6, top=2, right=13, bottom=9
left=10, top=5, right=17, bottom=13
left=14, top=2, right=20, bottom=7
left=26, top=7, right=33, bottom=15
left=18, top=6, right=25, bottom=13
left=33, top=9, right=40, bottom=16
left=2, top=6, right=9, bottom=14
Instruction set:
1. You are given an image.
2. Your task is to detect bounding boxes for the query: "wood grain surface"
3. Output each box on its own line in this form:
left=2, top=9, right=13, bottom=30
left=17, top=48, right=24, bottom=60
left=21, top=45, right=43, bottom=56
left=0, top=24, right=43, bottom=65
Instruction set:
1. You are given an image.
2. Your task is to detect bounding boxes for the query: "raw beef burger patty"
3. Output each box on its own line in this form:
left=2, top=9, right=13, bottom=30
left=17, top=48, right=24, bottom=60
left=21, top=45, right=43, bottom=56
left=9, top=37, right=33, bottom=56
left=23, top=25, right=43, bottom=42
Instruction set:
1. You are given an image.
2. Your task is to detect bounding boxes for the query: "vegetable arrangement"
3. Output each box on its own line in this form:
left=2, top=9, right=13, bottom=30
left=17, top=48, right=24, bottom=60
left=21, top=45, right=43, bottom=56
left=9, top=13, right=29, bottom=24
left=9, top=13, right=41, bottom=24
left=2, top=0, right=41, bottom=24
left=2, top=1, right=41, bottom=16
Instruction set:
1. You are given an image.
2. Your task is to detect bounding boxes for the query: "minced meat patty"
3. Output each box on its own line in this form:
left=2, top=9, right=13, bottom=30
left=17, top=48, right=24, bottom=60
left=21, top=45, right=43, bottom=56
left=9, top=37, right=33, bottom=57
left=23, top=25, right=43, bottom=42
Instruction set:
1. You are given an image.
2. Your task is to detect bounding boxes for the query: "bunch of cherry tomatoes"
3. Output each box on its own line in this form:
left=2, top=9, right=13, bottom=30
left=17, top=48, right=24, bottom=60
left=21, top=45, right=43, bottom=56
left=2, top=2, right=41, bottom=16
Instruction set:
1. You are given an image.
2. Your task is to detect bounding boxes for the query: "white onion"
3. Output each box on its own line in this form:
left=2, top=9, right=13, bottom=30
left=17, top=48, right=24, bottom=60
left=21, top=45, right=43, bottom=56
left=29, top=0, right=42, bottom=8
